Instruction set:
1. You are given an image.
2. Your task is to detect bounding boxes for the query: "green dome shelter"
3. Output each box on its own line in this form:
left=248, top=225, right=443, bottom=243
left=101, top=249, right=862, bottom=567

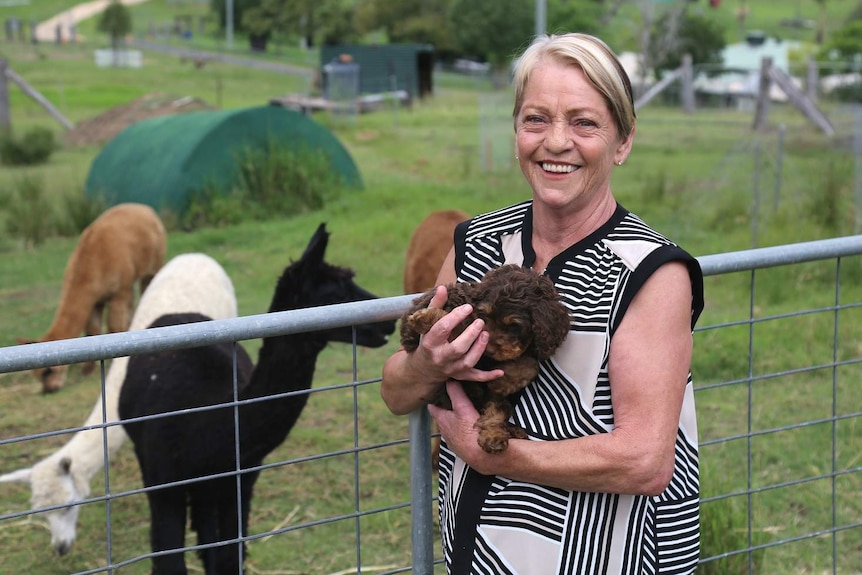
left=85, top=105, right=363, bottom=214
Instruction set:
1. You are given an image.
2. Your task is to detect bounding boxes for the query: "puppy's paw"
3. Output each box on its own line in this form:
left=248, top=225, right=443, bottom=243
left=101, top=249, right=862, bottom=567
left=408, top=307, right=448, bottom=334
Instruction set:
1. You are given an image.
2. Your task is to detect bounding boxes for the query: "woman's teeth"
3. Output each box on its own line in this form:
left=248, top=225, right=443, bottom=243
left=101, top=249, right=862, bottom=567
left=541, top=162, right=575, bottom=173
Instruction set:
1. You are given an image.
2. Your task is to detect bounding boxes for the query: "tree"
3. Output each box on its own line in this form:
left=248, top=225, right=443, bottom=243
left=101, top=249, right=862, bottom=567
left=97, top=0, right=132, bottom=55
left=648, top=6, right=726, bottom=77
left=547, top=0, right=604, bottom=37
left=209, top=0, right=260, bottom=35
left=814, top=0, right=827, bottom=44
left=449, top=0, right=533, bottom=70
left=356, top=0, right=456, bottom=58
left=817, top=18, right=862, bottom=66
left=241, top=0, right=359, bottom=49
left=97, top=0, right=132, bottom=68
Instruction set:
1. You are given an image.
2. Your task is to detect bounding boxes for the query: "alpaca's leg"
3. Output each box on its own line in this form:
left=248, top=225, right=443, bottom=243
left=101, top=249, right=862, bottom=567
left=213, top=487, right=243, bottom=575
left=85, top=302, right=104, bottom=337
left=147, top=486, right=190, bottom=575
left=140, top=274, right=155, bottom=295
left=106, top=288, right=134, bottom=333
left=189, top=487, right=220, bottom=575
left=80, top=303, right=105, bottom=375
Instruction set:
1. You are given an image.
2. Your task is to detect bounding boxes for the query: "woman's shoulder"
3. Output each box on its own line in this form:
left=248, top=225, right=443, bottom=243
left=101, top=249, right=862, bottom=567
left=461, top=200, right=532, bottom=238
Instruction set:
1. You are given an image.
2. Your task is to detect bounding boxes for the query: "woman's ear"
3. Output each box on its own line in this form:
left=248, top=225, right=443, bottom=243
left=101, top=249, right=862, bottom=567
left=615, top=124, right=636, bottom=165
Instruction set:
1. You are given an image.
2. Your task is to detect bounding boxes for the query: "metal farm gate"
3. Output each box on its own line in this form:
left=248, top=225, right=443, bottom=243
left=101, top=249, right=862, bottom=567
left=1, top=236, right=861, bottom=574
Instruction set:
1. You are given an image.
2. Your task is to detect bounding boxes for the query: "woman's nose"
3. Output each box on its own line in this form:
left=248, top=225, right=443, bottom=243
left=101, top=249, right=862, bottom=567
left=545, top=121, right=573, bottom=152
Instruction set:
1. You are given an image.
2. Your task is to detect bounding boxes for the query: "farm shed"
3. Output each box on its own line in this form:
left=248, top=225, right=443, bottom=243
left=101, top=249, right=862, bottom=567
left=85, top=105, right=362, bottom=214
left=320, top=44, right=434, bottom=99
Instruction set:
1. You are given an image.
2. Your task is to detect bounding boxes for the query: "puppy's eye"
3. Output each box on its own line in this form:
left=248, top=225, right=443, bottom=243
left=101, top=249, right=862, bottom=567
left=502, top=318, right=527, bottom=337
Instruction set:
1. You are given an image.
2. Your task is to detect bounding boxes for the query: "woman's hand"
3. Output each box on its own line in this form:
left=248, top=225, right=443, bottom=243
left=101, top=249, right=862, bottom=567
left=381, top=285, right=503, bottom=415
left=418, top=287, right=504, bottom=384
left=428, top=380, right=483, bottom=461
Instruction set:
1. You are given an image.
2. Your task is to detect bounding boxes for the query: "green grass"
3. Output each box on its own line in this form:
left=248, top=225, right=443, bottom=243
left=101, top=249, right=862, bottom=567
left=1, top=4, right=862, bottom=573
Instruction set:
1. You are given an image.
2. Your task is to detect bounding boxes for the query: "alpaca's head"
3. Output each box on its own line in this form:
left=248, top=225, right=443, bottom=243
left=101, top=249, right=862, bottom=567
left=0, top=453, right=88, bottom=555
left=32, top=363, right=70, bottom=394
left=14, top=338, right=71, bottom=393
left=273, top=223, right=396, bottom=348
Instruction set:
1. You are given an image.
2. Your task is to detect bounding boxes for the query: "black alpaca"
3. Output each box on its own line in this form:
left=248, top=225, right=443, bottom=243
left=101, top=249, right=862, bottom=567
left=119, top=224, right=396, bottom=575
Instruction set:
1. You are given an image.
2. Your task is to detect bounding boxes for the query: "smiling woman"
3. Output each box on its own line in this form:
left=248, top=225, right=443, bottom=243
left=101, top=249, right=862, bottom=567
left=381, top=32, right=705, bottom=575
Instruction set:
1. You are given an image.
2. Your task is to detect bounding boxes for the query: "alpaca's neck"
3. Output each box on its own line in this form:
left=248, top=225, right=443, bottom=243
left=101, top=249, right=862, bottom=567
left=58, top=357, right=129, bottom=480
left=42, top=280, right=101, bottom=341
left=237, top=333, right=326, bottom=463
left=243, top=333, right=326, bottom=398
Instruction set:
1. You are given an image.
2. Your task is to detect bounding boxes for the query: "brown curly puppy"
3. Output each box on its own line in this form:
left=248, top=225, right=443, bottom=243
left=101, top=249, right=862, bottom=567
left=401, top=264, right=571, bottom=454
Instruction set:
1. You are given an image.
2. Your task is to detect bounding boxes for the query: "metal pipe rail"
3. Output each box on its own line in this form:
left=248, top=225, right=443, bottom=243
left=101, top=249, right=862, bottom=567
left=1, top=235, right=862, bottom=574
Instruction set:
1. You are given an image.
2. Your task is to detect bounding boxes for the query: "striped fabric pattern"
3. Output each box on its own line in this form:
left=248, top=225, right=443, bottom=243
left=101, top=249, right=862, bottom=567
left=439, top=201, right=703, bottom=575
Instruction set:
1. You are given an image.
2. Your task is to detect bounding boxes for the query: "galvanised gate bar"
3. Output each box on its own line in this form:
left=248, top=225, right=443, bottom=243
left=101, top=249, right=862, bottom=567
left=1, top=236, right=861, bottom=574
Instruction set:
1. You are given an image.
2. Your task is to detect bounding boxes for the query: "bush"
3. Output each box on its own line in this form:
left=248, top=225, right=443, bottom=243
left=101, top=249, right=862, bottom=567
left=55, top=194, right=109, bottom=237
left=0, top=126, right=57, bottom=166
left=236, top=141, right=344, bottom=214
left=180, top=141, right=348, bottom=229
left=4, top=176, right=55, bottom=247
left=182, top=186, right=245, bottom=230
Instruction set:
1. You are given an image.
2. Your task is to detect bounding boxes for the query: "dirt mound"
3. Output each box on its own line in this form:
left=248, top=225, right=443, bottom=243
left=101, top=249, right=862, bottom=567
left=66, top=92, right=214, bottom=147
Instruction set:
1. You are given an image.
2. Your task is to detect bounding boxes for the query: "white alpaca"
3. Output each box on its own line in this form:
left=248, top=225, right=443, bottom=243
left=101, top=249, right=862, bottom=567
left=0, top=253, right=238, bottom=555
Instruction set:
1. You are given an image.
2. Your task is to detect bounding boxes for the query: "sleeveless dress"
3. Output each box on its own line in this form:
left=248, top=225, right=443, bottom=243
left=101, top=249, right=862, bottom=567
left=438, top=201, right=705, bottom=575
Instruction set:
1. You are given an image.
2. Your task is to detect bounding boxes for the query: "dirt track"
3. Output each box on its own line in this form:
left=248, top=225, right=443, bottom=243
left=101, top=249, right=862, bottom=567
left=34, top=0, right=152, bottom=43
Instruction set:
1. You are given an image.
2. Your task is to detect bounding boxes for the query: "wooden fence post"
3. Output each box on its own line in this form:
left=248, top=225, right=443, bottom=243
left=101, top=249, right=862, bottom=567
left=806, top=56, right=819, bottom=103
left=752, top=56, right=772, bottom=131
left=681, top=53, right=695, bottom=114
left=4, top=66, right=74, bottom=131
left=0, top=59, right=10, bottom=134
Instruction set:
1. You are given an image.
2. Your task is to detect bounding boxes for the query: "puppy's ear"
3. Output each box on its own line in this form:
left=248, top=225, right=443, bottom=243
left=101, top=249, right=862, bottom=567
left=531, top=302, right=570, bottom=359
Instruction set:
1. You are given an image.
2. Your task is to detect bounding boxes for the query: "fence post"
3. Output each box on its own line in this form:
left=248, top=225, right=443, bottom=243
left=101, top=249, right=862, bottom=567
left=806, top=56, right=818, bottom=103
left=855, top=105, right=862, bottom=234
left=409, top=408, right=435, bottom=574
left=0, top=59, right=10, bottom=134
left=681, top=53, right=695, bottom=114
left=752, top=57, right=772, bottom=131
left=773, top=124, right=785, bottom=212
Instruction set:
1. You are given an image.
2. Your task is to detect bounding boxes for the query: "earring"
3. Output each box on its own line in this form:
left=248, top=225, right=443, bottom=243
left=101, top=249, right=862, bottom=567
left=515, top=155, right=519, bottom=160
left=616, top=160, right=623, bottom=166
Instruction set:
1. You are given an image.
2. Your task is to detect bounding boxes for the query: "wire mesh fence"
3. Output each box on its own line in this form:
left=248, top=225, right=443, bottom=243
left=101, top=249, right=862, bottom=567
left=0, top=238, right=861, bottom=574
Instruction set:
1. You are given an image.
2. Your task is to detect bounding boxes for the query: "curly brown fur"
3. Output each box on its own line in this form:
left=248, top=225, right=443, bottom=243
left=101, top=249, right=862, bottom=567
left=400, top=264, right=570, bottom=454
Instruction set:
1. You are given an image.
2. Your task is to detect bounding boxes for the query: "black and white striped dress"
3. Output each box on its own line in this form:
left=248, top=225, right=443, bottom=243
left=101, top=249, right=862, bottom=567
left=439, top=201, right=705, bottom=575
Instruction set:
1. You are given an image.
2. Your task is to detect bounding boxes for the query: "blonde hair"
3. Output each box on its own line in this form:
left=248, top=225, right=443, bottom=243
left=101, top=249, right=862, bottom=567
left=512, top=33, right=636, bottom=138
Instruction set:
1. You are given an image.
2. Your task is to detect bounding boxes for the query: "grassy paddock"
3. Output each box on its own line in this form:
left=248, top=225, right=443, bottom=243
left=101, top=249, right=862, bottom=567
left=0, top=15, right=861, bottom=574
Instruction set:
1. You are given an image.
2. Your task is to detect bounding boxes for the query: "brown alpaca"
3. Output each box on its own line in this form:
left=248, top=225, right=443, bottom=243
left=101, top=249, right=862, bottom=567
left=17, top=203, right=167, bottom=393
left=402, top=209, right=468, bottom=465
left=401, top=265, right=571, bottom=454
left=403, top=209, right=469, bottom=294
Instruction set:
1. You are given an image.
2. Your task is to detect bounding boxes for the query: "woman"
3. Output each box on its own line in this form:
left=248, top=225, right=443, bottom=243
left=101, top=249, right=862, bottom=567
left=382, top=33, right=704, bottom=574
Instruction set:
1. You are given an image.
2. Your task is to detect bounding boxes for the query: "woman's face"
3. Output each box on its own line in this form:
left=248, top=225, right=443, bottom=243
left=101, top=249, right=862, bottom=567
left=515, top=60, right=633, bottom=211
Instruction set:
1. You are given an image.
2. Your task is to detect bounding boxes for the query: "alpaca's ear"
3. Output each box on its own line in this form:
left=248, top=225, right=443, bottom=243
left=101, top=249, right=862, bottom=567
left=300, top=223, right=330, bottom=269
left=59, top=457, right=72, bottom=475
left=0, top=467, right=33, bottom=484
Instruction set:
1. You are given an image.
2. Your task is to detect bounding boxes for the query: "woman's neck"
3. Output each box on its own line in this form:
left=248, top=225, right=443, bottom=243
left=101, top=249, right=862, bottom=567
left=530, top=195, right=617, bottom=272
